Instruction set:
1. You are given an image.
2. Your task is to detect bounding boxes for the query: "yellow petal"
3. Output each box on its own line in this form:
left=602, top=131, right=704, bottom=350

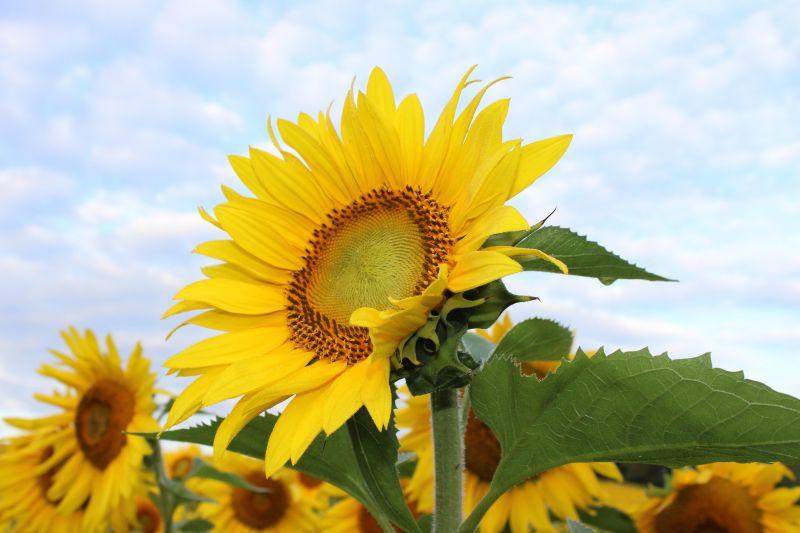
left=322, top=363, right=369, bottom=434
left=511, top=134, right=573, bottom=198
left=265, top=386, right=329, bottom=476
left=455, top=205, right=529, bottom=254
left=165, top=326, right=289, bottom=369
left=361, top=358, right=392, bottom=430
left=174, top=278, right=286, bottom=315
left=215, top=204, right=304, bottom=270
left=248, top=146, right=335, bottom=222
left=483, top=245, right=568, bottom=274
left=194, top=239, right=292, bottom=284
left=202, top=349, right=314, bottom=405
left=162, top=299, right=209, bottom=319
left=396, top=93, right=424, bottom=187
left=213, top=390, right=287, bottom=462
left=164, top=367, right=225, bottom=429
left=366, top=66, right=396, bottom=121
left=448, top=250, right=522, bottom=292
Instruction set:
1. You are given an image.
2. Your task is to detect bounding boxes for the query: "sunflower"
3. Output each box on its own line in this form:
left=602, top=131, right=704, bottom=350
left=165, top=444, right=202, bottom=480
left=397, top=388, right=621, bottom=532
left=191, top=453, right=318, bottom=532
left=3, top=327, right=159, bottom=531
left=162, top=66, right=572, bottom=475
left=634, top=462, right=800, bottom=532
left=0, top=431, right=86, bottom=532
left=127, top=496, right=163, bottom=533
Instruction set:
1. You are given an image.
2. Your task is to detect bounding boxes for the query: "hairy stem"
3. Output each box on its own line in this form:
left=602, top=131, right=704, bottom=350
left=431, top=387, right=464, bottom=532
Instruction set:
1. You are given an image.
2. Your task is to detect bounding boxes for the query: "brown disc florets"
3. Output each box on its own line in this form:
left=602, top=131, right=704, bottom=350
left=231, top=471, right=290, bottom=529
left=74, top=379, right=135, bottom=470
left=464, top=410, right=502, bottom=482
left=654, top=477, right=762, bottom=533
left=287, top=187, right=452, bottom=364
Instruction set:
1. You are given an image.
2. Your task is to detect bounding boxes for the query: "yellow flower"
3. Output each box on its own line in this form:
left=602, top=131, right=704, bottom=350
left=191, top=453, right=318, bottom=532
left=634, top=462, right=800, bottom=532
left=130, top=496, right=163, bottom=533
left=164, top=444, right=202, bottom=480
left=319, top=479, right=423, bottom=533
left=3, top=328, right=159, bottom=531
left=397, top=388, right=621, bottom=533
left=163, top=66, right=572, bottom=475
left=0, top=431, right=87, bottom=532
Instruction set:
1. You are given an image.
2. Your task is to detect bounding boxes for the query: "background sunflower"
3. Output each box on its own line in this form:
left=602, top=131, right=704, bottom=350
left=3, top=328, right=159, bottom=530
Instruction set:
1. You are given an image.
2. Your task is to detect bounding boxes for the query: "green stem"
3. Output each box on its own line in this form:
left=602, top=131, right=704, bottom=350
left=431, top=387, right=464, bottom=533
left=147, top=438, right=175, bottom=533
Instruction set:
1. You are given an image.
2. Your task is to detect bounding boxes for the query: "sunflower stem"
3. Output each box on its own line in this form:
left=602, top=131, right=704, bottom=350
left=431, top=387, right=464, bottom=532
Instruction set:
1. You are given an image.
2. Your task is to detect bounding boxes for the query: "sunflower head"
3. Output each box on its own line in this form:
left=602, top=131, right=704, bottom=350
left=634, top=462, right=800, bottom=533
left=3, top=328, right=159, bottom=531
left=164, top=66, right=571, bottom=475
left=191, top=454, right=318, bottom=532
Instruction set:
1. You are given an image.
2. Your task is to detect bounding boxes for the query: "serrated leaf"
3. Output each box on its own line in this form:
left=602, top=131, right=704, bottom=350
left=159, top=410, right=420, bottom=533
left=492, top=318, right=573, bottom=362
left=515, top=226, right=671, bottom=284
left=460, top=348, right=800, bottom=531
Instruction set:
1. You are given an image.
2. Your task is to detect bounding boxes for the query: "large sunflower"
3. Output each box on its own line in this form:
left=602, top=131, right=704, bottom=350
left=190, top=453, right=318, bottom=532
left=163, top=66, right=572, bottom=475
left=396, top=389, right=621, bottom=532
left=634, top=462, right=800, bottom=532
left=3, top=328, right=159, bottom=531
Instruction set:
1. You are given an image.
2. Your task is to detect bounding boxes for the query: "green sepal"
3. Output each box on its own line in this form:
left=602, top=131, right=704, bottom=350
left=460, top=280, right=534, bottom=330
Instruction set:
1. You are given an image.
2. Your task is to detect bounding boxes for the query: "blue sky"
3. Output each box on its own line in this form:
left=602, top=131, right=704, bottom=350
left=1, top=0, right=799, bottom=427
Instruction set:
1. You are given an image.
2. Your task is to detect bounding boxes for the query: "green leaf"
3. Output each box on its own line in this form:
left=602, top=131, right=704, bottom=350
left=188, top=458, right=268, bottom=492
left=176, top=518, right=214, bottom=532
left=460, top=348, right=800, bottom=531
left=492, top=318, right=573, bottom=362
left=578, top=506, right=636, bottom=533
left=514, top=226, right=672, bottom=284
left=159, top=410, right=421, bottom=533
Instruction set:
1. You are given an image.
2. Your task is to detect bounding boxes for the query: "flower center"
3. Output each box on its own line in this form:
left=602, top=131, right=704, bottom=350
left=654, top=477, right=762, bottom=533
left=358, top=498, right=420, bottom=533
left=170, top=457, right=193, bottom=479
left=464, top=410, right=501, bottom=482
left=74, top=379, right=135, bottom=470
left=136, top=498, right=162, bottom=533
left=231, top=471, right=289, bottom=529
left=298, top=472, right=323, bottom=489
left=287, top=187, right=451, bottom=363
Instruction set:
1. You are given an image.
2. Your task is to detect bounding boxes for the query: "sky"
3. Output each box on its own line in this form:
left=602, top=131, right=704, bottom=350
left=1, top=0, right=799, bottom=428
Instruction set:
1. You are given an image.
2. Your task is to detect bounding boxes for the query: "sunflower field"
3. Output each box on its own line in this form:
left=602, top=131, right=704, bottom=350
left=2, top=66, right=800, bottom=533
